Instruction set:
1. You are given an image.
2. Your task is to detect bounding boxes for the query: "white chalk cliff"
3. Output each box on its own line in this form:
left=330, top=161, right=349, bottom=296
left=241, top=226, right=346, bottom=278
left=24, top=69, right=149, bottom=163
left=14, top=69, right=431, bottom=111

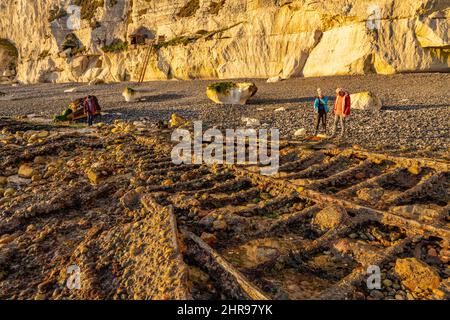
left=0, top=0, right=449, bottom=83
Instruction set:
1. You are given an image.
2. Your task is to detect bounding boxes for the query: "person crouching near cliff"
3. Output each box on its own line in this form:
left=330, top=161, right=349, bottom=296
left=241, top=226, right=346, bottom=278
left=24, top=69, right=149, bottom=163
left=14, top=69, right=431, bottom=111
left=313, top=88, right=329, bottom=137
left=331, top=88, right=351, bottom=139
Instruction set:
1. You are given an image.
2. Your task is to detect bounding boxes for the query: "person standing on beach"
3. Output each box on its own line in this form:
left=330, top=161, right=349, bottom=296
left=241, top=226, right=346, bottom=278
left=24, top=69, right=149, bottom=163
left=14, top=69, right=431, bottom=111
left=331, top=88, right=351, bottom=138
left=84, top=95, right=99, bottom=126
left=313, top=88, right=329, bottom=137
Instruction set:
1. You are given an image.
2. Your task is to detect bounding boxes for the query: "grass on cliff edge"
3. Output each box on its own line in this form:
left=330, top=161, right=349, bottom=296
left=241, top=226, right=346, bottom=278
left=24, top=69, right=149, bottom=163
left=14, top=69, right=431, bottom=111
left=73, top=0, right=104, bottom=20
left=207, top=82, right=237, bottom=94
left=102, top=39, right=128, bottom=53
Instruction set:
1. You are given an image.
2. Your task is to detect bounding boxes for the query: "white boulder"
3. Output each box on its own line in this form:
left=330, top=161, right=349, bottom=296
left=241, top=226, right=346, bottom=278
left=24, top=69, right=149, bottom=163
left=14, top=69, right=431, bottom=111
left=241, top=117, right=261, bottom=127
left=294, top=128, right=307, bottom=137
left=267, top=76, right=283, bottom=83
left=122, top=87, right=138, bottom=102
left=206, top=82, right=258, bottom=105
left=350, top=91, right=383, bottom=111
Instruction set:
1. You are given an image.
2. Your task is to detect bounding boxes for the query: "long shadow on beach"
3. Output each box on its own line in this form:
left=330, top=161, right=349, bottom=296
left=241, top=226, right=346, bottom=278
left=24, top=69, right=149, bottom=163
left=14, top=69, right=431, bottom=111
left=101, top=106, right=201, bottom=123
left=249, top=97, right=313, bottom=105
left=383, top=104, right=450, bottom=111
left=138, top=93, right=185, bottom=102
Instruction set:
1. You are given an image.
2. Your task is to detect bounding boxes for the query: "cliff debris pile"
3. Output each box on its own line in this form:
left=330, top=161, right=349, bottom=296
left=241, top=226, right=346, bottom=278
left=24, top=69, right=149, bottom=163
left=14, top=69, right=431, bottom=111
left=0, top=118, right=448, bottom=300
left=0, top=0, right=449, bottom=83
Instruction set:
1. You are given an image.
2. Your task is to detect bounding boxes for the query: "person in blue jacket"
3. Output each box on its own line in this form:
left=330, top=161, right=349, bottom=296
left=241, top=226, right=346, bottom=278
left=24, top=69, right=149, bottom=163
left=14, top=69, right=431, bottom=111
left=313, top=88, right=329, bottom=136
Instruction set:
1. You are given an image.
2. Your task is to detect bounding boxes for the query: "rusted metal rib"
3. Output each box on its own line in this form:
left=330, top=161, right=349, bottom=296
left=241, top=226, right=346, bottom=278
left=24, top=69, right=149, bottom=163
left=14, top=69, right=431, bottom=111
left=184, top=231, right=270, bottom=300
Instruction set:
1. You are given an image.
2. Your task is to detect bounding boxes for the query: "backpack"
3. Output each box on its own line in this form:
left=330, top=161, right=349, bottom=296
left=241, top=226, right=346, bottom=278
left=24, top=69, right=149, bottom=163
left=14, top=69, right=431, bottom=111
left=344, top=94, right=351, bottom=116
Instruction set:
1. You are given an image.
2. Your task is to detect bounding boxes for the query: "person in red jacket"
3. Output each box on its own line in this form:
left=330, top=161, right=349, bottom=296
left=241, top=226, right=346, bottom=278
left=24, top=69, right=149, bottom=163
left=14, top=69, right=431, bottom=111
left=331, top=88, right=351, bottom=138
left=83, top=95, right=99, bottom=126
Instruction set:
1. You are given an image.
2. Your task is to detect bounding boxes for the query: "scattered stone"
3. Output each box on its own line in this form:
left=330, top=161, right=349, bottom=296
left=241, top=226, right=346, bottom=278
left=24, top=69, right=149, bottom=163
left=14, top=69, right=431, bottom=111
left=357, top=187, right=384, bottom=203
left=37, top=131, right=49, bottom=138
left=26, top=224, right=36, bottom=233
left=406, top=293, right=415, bottom=300
left=333, top=239, right=351, bottom=254
left=169, top=113, right=189, bottom=128
left=212, top=220, right=227, bottom=231
left=274, top=107, right=286, bottom=112
left=266, top=76, right=283, bottom=83
left=7, top=175, right=30, bottom=186
left=369, top=290, right=384, bottom=300
left=440, top=249, right=449, bottom=264
left=383, top=279, right=393, bottom=287
left=161, top=179, right=174, bottom=186
left=294, top=128, right=307, bottom=137
left=241, top=117, right=261, bottom=127
left=31, top=175, right=42, bottom=182
left=408, top=165, right=421, bottom=175
left=34, top=293, right=47, bottom=300
left=353, top=291, right=366, bottom=300
left=33, top=156, right=47, bottom=165
left=200, top=232, right=217, bottom=246
left=0, top=176, right=7, bottom=186
left=3, top=188, right=16, bottom=198
left=86, top=169, right=100, bottom=184
left=253, top=246, right=280, bottom=266
left=394, top=258, right=441, bottom=293
left=18, top=164, right=35, bottom=179
left=86, top=165, right=110, bottom=184
left=428, top=248, right=438, bottom=257
left=312, top=205, right=349, bottom=231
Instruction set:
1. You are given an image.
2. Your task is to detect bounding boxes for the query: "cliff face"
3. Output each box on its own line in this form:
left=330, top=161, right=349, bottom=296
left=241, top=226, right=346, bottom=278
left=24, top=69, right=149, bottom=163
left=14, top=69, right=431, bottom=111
left=0, top=0, right=449, bottom=83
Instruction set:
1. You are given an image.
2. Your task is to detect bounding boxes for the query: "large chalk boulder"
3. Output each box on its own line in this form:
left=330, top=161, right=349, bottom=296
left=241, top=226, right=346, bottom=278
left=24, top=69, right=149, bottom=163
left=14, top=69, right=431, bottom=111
left=350, top=91, right=383, bottom=111
left=206, top=82, right=258, bottom=105
left=122, top=87, right=138, bottom=102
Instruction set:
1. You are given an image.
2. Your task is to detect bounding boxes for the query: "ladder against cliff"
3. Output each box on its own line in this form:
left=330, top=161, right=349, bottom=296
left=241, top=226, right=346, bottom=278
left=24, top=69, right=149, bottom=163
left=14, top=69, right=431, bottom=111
left=138, top=44, right=153, bottom=83
left=138, top=36, right=165, bottom=83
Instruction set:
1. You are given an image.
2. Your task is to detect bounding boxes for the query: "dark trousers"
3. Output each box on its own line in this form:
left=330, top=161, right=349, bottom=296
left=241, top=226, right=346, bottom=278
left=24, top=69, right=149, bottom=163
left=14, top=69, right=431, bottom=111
left=315, top=110, right=327, bottom=135
left=87, top=114, right=95, bottom=126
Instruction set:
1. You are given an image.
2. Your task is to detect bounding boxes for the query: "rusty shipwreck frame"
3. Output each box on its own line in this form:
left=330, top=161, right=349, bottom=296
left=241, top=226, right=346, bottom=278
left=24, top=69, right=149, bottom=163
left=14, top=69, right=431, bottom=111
left=141, top=140, right=449, bottom=300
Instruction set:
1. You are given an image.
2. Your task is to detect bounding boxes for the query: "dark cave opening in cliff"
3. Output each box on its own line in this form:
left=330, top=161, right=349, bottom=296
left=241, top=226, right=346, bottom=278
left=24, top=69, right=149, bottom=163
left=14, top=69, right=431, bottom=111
left=0, top=39, right=18, bottom=81
left=129, top=26, right=156, bottom=46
